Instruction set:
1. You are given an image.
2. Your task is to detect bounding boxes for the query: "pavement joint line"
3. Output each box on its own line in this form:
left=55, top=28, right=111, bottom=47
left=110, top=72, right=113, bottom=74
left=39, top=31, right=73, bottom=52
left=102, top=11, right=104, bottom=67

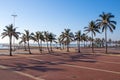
left=0, top=65, right=45, bottom=80
left=28, top=58, right=120, bottom=75
left=28, top=58, right=44, bottom=62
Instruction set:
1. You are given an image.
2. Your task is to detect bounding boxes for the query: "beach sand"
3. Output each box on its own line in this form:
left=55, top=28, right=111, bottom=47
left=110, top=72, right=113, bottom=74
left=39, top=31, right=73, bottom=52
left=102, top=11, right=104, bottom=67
left=0, top=47, right=120, bottom=57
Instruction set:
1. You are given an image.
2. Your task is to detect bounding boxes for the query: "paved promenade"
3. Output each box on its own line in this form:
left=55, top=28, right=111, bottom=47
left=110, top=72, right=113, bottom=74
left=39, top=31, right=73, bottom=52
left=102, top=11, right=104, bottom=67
left=0, top=52, right=120, bottom=80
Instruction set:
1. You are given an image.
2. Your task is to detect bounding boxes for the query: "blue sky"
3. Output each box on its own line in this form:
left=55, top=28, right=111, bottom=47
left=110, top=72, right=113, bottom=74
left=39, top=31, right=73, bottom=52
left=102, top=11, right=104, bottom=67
left=0, top=0, right=120, bottom=43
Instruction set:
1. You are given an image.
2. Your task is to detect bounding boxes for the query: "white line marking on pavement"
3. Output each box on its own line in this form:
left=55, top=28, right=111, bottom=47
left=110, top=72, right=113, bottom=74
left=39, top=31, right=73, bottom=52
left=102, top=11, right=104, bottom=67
left=0, top=65, right=45, bottom=80
left=14, top=71, right=45, bottom=80
left=0, top=65, right=8, bottom=69
left=63, top=64, right=120, bottom=75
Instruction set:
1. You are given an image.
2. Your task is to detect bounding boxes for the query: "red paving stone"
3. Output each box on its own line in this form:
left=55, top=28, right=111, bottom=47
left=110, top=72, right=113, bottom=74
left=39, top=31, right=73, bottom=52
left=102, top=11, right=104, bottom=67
left=0, top=53, right=120, bottom=80
left=0, top=69, right=33, bottom=80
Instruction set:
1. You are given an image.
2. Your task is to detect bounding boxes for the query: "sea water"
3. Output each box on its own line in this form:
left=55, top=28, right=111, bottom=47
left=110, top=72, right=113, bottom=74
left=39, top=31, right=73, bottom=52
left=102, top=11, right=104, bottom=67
left=0, top=43, right=119, bottom=50
left=0, top=44, right=9, bottom=49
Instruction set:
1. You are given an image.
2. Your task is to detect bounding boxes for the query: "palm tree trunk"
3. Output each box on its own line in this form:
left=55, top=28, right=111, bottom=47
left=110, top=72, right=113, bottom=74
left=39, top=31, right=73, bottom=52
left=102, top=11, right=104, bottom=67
left=67, top=44, right=69, bottom=52
left=28, top=41, right=31, bottom=54
left=47, top=41, right=50, bottom=53
left=63, top=43, right=65, bottom=49
left=92, top=33, right=94, bottom=53
left=59, top=43, right=62, bottom=50
left=50, top=42, right=53, bottom=52
left=62, top=43, right=65, bottom=50
left=77, top=41, right=80, bottom=53
left=84, top=41, right=85, bottom=48
left=38, top=41, right=41, bottom=53
left=40, top=41, right=42, bottom=52
left=90, top=41, right=92, bottom=48
left=9, top=36, right=12, bottom=56
left=24, top=42, right=27, bottom=51
left=102, top=41, right=104, bottom=48
left=105, top=28, right=108, bottom=54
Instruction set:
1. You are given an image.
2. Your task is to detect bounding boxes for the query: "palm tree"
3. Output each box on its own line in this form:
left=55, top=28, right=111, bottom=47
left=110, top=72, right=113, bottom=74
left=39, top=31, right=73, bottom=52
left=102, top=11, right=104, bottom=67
left=75, top=30, right=81, bottom=53
left=61, top=29, right=74, bottom=52
left=59, top=32, right=65, bottom=50
left=19, top=34, right=27, bottom=51
left=88, top=36, right=93, bottom=47
left=94, top=38, right=102, bottom=48
left=84, top=21, right=100, bottom=53
left=101, top=38, right=105, bottom=48
left=81, top=33, right=88, bottom=48
left=24, top=30, right=32, bottom=54
left=96, top=12, right=116, bottom=53
left=58, top=35, right=63, bottom=50
left=31, top=31, right=42, bottom=53
left=44, top=31, right=50, bottom=53
left=48, top=32, right=56, bottom=52
left=1, top=24, right=20, bottom=56
left=108, top=38, right=112, bottom=47
left=39, top=32, right=44, bottom=52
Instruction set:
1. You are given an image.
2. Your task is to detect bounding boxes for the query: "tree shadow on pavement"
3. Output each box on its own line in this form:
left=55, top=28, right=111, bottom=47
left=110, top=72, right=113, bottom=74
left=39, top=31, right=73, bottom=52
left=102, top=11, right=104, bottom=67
left=3, top=63, right=64, bottom=72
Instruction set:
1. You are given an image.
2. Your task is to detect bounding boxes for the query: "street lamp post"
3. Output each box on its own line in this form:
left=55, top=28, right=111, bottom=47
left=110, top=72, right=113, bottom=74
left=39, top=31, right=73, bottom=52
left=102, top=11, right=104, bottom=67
left=11, top=14, right=17, bottom=51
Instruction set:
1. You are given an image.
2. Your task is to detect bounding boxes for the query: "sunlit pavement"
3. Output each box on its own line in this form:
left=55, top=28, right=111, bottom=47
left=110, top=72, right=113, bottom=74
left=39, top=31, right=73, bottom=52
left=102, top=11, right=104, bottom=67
left=0, top=53, right=120, bottom=80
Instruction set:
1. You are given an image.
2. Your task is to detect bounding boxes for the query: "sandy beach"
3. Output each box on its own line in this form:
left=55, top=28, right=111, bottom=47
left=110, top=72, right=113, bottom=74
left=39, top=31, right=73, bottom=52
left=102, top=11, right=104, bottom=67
left=0, top=47, right=120, bottom=60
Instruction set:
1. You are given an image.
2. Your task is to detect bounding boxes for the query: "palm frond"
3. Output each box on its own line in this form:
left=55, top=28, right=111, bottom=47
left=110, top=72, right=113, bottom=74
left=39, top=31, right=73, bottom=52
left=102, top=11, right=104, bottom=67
left=108, top=26, right=113, bottom=33
left=110, top=21, right=117, bottom=25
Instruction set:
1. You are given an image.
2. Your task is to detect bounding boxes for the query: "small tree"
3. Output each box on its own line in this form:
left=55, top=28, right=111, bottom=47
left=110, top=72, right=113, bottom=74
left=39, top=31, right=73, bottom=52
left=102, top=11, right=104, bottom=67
left=1, top=24, right=20, bottom=56
left=48, top=32, right=56, bottom=52
left=44, top=31, right=50, bottom=53
left=19, top=34, right=27, bottom=51
left=61, top=29, right=74, bottom=52
left=31, top=31, right=42, bottom=53
left=96, top=12, right=116, bottom=53
left=75, top=30, right=82, bottom=53
left=84, top=21, right=100, bottom=53
left=24, top=30, right=32, bottom=54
